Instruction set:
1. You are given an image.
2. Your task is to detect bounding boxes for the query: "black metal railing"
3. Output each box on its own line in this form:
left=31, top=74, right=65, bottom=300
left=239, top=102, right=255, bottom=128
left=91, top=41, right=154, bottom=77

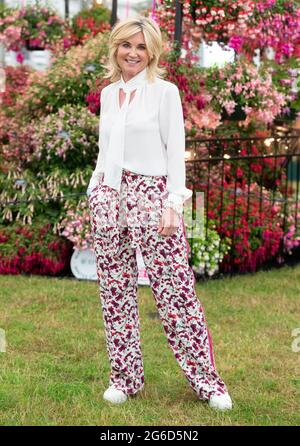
left=184, top=131, right=300, bottom=276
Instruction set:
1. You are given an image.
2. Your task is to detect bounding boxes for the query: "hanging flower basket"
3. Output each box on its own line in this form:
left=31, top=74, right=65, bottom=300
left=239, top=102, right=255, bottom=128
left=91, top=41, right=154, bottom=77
left=221, top=104, right=247, bottom=121
left=0, top=4, right=66, bottom=52
left=25, top=39, right=45, bottom=51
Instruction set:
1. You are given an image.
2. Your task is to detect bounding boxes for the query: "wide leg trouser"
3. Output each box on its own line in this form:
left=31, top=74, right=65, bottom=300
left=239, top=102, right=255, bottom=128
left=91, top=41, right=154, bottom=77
left=88, top=169, right=228, bottom=400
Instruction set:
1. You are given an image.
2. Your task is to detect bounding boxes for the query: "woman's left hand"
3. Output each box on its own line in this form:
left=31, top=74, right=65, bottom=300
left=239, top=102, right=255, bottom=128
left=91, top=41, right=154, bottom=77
left=158, top=207, right=181, bottom=237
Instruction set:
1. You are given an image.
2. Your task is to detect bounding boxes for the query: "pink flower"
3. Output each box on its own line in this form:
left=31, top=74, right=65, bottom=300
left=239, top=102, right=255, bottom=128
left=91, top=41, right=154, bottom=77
left=223, top=100, right=236, bottom=115
left=28, top=38, right=43, bottom=48
left=234, top=83, right=243, bottom=94
left=16, top=51, right=24, bottom=64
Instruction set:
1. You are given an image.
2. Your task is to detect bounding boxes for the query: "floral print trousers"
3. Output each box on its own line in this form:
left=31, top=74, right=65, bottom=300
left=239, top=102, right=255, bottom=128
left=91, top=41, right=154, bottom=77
left=88, top=169, right=228, bottom=400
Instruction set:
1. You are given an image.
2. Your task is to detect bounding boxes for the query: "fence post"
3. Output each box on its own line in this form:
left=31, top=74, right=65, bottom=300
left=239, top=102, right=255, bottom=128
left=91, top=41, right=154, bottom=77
left=174, top=0, right=183, bottom=59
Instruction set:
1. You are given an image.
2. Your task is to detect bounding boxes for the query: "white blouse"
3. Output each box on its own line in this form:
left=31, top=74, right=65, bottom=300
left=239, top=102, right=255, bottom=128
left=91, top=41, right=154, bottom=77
left=88, top=66, right=192, bottom=205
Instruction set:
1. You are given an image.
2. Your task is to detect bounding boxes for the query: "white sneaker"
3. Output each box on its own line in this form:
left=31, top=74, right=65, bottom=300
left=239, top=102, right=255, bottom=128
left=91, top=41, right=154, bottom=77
left=208, top=392, right=233, bottom=410
left=103, top=385, right=128, bottom=404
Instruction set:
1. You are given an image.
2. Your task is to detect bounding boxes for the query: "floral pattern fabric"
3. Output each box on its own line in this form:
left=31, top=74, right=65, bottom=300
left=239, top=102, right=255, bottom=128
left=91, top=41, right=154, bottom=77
left=88, top=169, right=228, bottom=400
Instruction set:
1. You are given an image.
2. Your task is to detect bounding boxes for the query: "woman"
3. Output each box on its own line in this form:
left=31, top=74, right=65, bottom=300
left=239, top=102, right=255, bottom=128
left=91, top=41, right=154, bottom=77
left=87, top=15, right=232, bottom=410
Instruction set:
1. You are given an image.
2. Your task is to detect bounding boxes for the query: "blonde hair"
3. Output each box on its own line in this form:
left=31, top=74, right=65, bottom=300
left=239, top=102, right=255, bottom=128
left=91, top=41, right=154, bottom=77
left=102, top=15, right=167, bottom=83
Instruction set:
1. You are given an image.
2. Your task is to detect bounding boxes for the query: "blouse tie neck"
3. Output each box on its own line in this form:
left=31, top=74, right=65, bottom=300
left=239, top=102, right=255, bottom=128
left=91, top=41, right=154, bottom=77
left=103, top=66, right=148, bottom=192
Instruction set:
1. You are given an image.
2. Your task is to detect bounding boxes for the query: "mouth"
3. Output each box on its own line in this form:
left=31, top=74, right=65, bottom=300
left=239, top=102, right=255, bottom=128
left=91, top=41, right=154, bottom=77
left=125, top=59, right=140, bottom=65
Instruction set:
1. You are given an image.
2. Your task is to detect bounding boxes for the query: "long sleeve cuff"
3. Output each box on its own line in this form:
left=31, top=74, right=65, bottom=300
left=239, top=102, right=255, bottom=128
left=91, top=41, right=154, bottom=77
left=165, top=189, right=193, bottom=215
left=167, top=188, right=193, bottom=205
left=86, top=172, right=104, bottom=196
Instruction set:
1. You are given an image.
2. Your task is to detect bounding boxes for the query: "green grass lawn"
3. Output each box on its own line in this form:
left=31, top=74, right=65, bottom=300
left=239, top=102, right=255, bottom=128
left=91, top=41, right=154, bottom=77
left=0, top=265, right=300, bottom=426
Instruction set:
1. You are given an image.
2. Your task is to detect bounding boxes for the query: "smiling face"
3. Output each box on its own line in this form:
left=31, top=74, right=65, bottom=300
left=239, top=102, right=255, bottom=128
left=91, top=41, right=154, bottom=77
left=116, top=31, right=150, bottom=82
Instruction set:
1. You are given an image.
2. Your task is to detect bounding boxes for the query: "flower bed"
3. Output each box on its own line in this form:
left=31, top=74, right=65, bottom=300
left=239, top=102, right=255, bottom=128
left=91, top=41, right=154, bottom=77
left=187, top=171, right=300, bottom=273
left=0, top=219, right=72, bottom=275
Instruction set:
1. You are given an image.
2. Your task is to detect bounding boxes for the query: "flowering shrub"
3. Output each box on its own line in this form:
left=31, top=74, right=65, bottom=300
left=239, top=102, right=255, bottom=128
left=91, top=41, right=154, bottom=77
left=0, top=65, right=33, bottom=116
left=71, top=4, right=111, bottom=44
left=238, top=142, right=287, bottom=191
left=0, top=112, right=36, bottom=171
left=0, top=219, right=72, bottom=275
left=160, top=56, right=288, bottom=138
left=0, top=1, right=66, bottom=52
left=283, top=213, right=300, bottom=255
left=187, top=140, right=300, bottom=272
left=207, top=178, right=300, bottom=272
left=30, top=104, right=98, bottom=172
left=263, top=190, right=300, bottom=256
left=15, top=32, right=109, bottom=121
left=0, top=6, right=25, bottom=51
left=206, top=180, right=290, bottom=272
left=189, top=228, right=231, bottom=277
left=161, top=57, right=223, bottom=136
left=263, top=57, right=300, bottom=122
left=204, top=57, right=286, bottom=128
left=49, top=5, right=111, bottom=58
left=59, top=198, right=94, bottom=251
left=85, top=76, right=111, bottom=115
left=0, top=167, right=92, bottom=228
left=184, top=202, right=231, bottom=276
left=0, top=106, right=99, bottom=230
left=236, top=0, right=300, bottom=62
left=198, top=133, right=287, bottom=190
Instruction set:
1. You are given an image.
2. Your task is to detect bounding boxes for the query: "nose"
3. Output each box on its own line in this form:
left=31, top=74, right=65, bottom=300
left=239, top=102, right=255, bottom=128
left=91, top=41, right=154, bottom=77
left=128, top=48, right=138, bottom=58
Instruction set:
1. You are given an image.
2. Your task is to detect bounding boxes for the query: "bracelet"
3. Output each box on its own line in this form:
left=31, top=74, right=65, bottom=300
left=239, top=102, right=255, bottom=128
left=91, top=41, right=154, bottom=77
left=163, top=200, right=183, bottom=215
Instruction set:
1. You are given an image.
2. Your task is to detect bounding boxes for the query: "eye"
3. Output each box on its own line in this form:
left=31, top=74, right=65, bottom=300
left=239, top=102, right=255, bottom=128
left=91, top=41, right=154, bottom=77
left=122, top=42, right=146, bottom=49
